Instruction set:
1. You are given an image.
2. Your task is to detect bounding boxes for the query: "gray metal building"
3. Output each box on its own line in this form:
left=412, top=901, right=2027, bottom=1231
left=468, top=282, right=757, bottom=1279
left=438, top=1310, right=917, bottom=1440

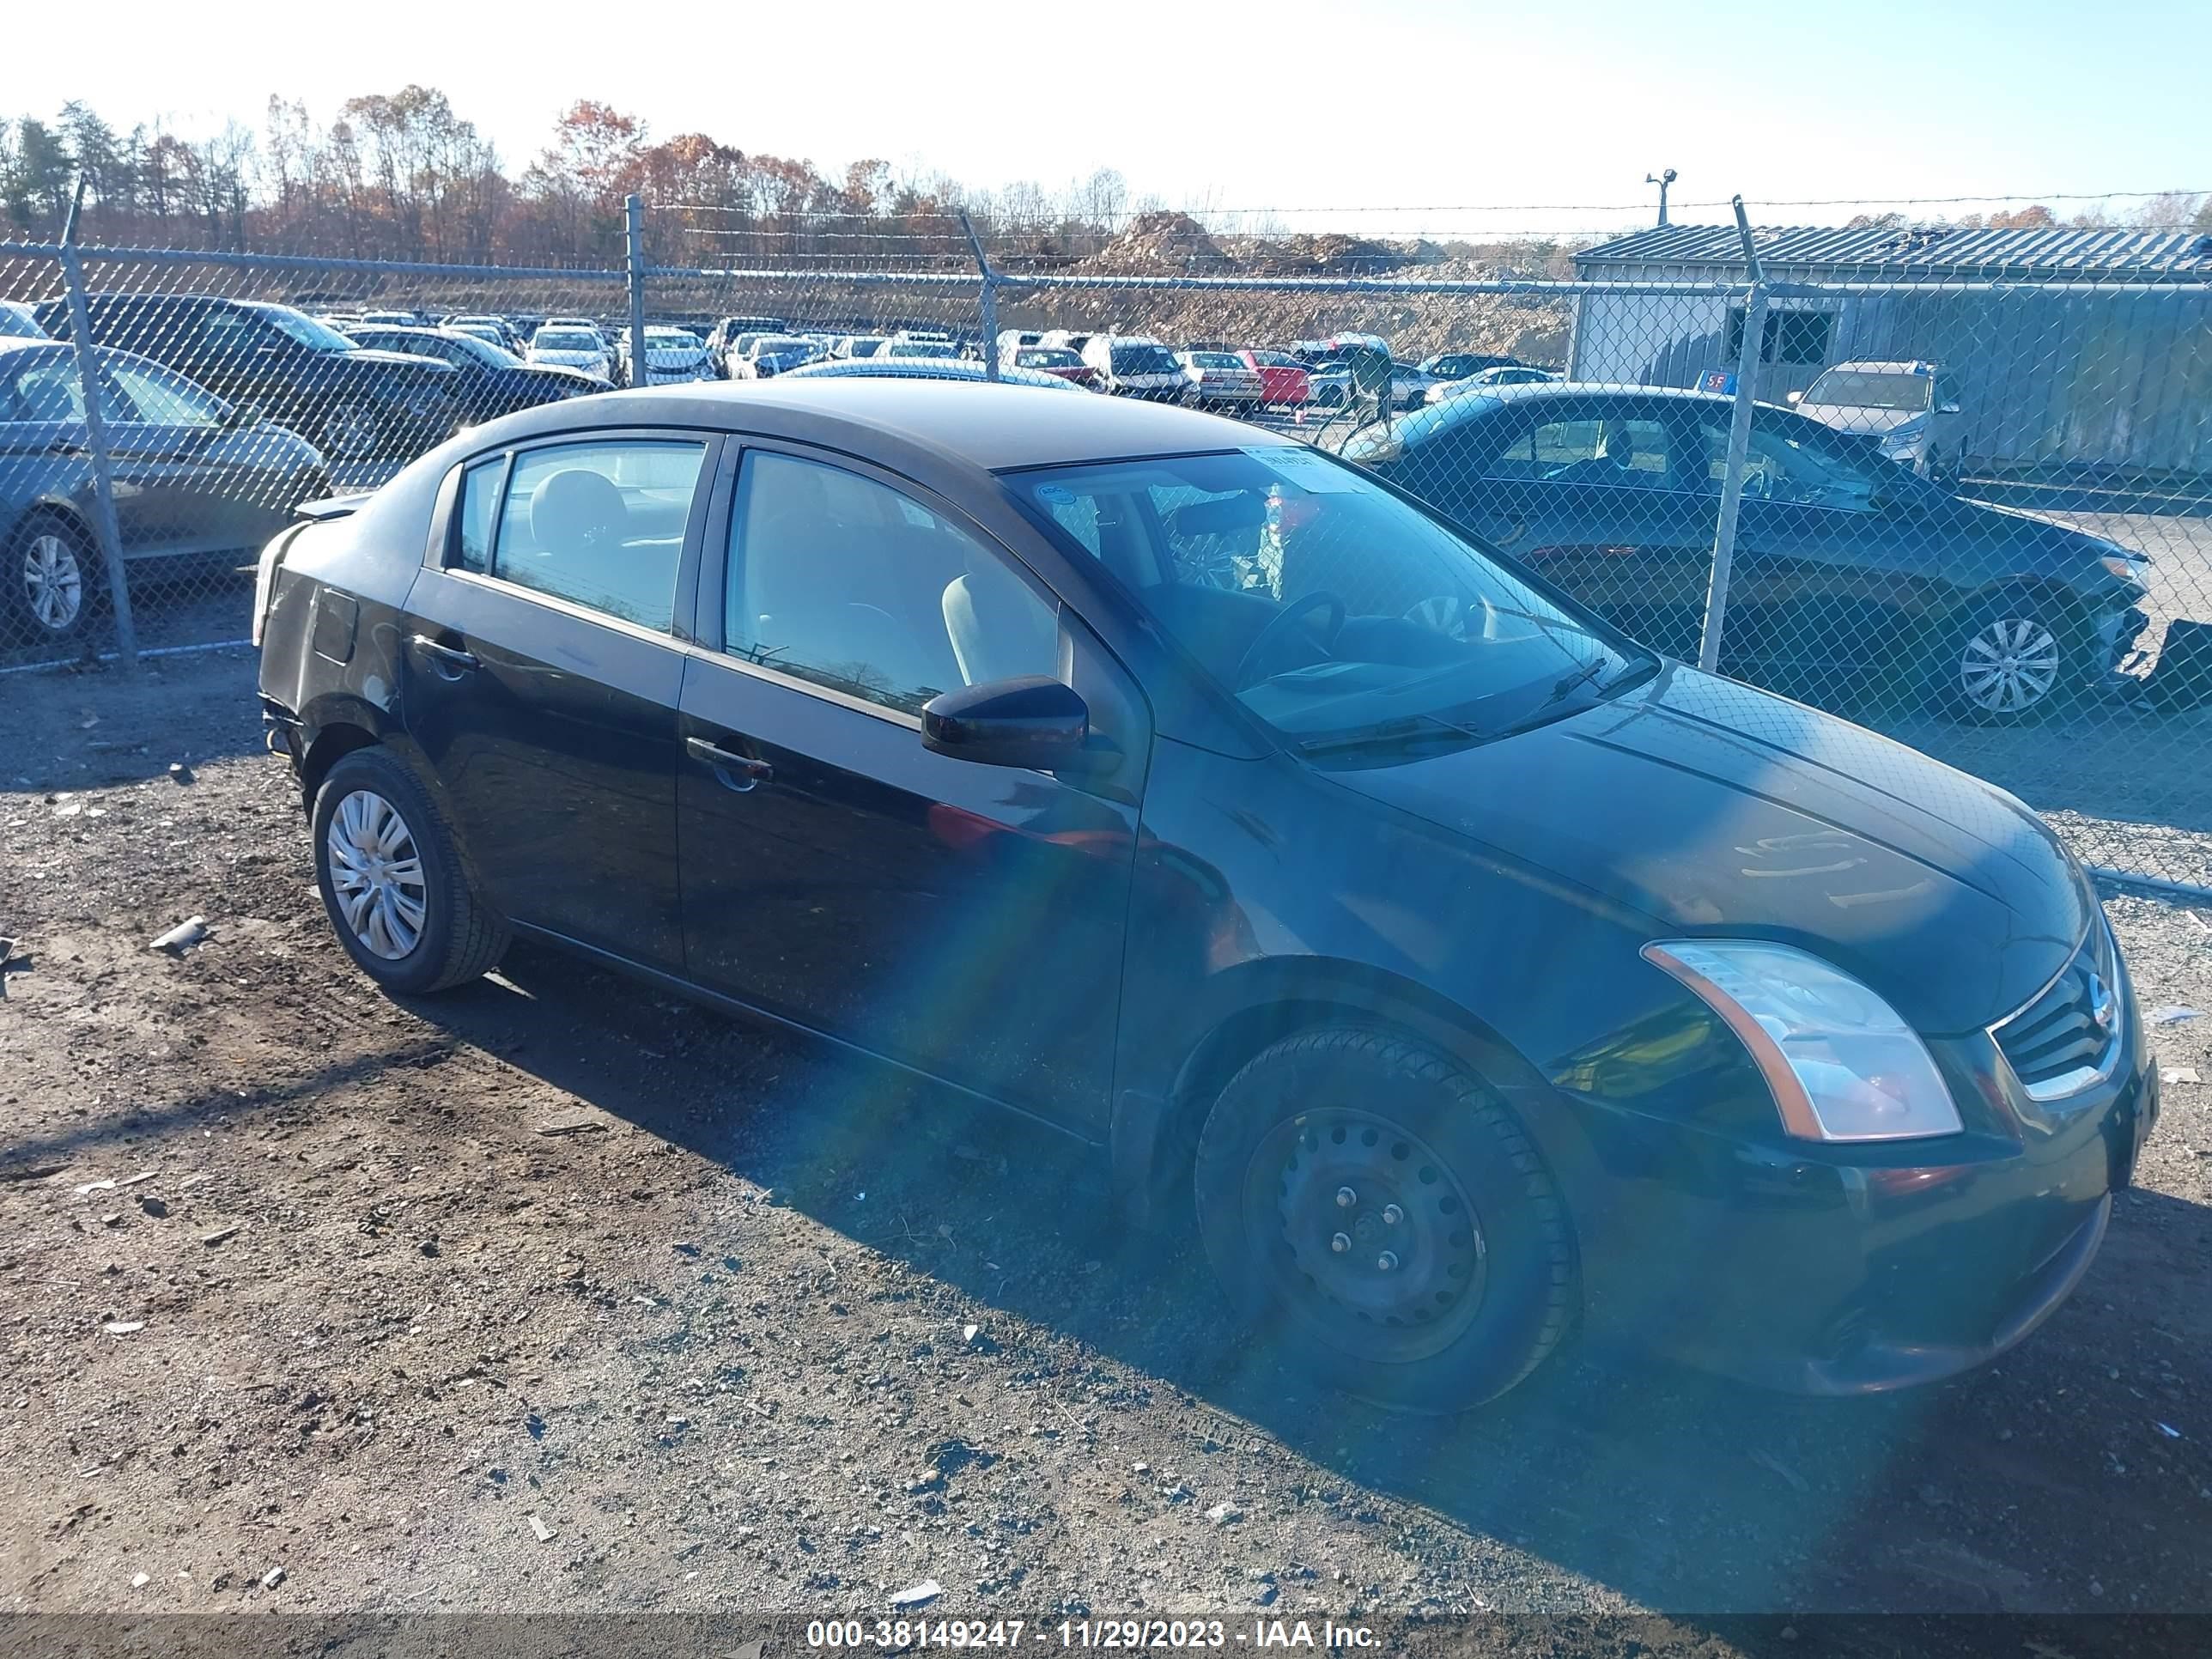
left=1569, top=224, right=2212, bottom=479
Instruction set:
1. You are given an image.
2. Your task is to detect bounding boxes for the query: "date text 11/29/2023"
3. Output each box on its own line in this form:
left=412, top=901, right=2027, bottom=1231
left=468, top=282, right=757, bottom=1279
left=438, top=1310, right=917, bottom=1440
left=805, top=1620, right=1382, bottom=1649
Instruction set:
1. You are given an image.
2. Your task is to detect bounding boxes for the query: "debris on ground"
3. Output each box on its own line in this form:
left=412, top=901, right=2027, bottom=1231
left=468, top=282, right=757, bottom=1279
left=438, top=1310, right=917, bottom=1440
left=168, top=763, right=194, bottom=785
left=138, top=1196, right=167, bottom=1218
left=890, top=1580, right=942, bottom=1608
left=200, top=1225, right=241, bottom=1247
left=1206, top=1502, right=1244, bottom=1527
left=2148, top=1006, right=2203, bottom=1025
left=2162, top=1066, right=2201, bottom=1085
left=536, top=1117, right=611, bottom=1138
left=101, top=1322, right=144, bottom=1336
left=527, top=1516, right=554, bottom=1542
left=260, top=1567, right=285, bottom=1589
left=148, top=916, right=210, bottom=955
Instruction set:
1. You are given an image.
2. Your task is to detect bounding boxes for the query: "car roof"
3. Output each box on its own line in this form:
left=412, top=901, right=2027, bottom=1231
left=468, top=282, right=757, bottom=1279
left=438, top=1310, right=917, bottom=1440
left=1820, top=359, right=1936, bottom=374
left=467, top=377, right=1296, bottom=471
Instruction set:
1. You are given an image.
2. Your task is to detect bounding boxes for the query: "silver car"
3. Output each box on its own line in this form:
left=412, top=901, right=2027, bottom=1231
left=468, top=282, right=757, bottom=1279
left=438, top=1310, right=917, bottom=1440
left=1791, top=360, right=1965, bottom=488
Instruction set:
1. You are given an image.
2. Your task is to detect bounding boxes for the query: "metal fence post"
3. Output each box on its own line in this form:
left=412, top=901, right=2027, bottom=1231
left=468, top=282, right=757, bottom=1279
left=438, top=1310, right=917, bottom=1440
left=958, top=210, right=1000, bottom=380
left=625, top=194, right=647, bottom=390
left=57, top=179, right=138, bottom=668
left=1697, top=196, right=1765, bottom=674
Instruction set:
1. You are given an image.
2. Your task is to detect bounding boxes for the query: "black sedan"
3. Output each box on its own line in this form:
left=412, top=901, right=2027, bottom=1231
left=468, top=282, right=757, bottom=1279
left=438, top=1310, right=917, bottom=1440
left=343, top=325, right=602, bottom=427
left=1340, top=385, right=2152, bottom=720
left=35, top=293, right=461, bottom=465
left=253, top=380, right=2156, bottom=1407
left=3, top=337, right=326, bottom=642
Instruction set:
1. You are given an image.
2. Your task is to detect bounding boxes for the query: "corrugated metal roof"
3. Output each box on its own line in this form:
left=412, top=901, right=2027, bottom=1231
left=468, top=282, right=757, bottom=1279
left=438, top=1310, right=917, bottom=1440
left=1576, top=223, right=2212, bottom=277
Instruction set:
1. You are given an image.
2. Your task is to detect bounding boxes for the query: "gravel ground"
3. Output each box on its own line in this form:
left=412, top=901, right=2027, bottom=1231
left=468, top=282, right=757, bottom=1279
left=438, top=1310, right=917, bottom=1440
left=3, top=651, right=2209, bottom=1624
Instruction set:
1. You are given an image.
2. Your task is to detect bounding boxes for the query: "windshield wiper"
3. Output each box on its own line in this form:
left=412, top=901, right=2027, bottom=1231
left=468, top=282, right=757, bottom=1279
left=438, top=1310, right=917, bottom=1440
left=1296, top=710, right=1491, bottom=757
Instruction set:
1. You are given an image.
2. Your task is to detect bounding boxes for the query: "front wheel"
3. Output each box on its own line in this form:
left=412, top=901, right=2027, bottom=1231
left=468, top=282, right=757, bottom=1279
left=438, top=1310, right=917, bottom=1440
left=312, top=748, right=507, bottom=994
left=1937, top=590, right=2083, bottom=722
left=1194, top=1027, right=1578, bottom=1411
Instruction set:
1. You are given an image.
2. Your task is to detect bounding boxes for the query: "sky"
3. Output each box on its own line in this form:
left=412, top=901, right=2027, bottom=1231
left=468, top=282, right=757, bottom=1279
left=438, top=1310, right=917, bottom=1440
left=8, top=0, right=2211, bottom=237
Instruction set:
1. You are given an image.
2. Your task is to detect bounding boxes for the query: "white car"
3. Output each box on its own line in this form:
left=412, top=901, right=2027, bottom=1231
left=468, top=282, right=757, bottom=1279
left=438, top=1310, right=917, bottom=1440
left=728, top=335, right=825, bottom=380
left=1425, top=365, right=1562, bottom=404
left=1175, top=349, right=1265, bottom=407
left=1790, top=359, right=1966, bottom=486
left=0, top=299, right=46, bottom=338
left=526, top=326, right=615, bottom=382
left=879, top=339, right=960, bottom=361
left=1082, top=336, right=1190, bottom=401
left=834, top=335, right=888, bottom=359
left=619, top=326, right=715, bottom=386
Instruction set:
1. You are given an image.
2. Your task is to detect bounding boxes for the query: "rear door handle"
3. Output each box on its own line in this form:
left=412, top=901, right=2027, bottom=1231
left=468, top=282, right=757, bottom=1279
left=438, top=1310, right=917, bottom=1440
left=687, top=735, right=774, bottom=792
left=408, top=633, right=479, bottom=674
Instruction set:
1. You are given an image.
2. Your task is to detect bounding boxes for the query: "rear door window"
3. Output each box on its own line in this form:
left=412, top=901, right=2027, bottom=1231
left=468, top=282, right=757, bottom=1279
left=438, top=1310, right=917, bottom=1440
left=483, top=439, right=709, bottom=629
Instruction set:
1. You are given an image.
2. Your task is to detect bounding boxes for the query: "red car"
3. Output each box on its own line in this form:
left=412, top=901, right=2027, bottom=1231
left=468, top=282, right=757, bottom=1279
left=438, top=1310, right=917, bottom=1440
left=1006, top=345, right=1103, bottom=390
left=1239, top=348, right=1310, bottom=407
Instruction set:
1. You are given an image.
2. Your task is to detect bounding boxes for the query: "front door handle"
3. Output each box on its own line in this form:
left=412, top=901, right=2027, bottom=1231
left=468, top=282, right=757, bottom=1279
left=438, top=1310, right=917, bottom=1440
left=408, top=633, right=479, bottom=675
left=687, top=735, right=774, bottom=792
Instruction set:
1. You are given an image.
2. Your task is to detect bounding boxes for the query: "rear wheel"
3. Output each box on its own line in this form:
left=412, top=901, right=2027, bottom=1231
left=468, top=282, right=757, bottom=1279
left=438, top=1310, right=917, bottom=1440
left=8, top=514, right=101, bottom=642
left=1194, top=1027, right=1578, bottom=1411
left=312, top=748, right=507, bottom=994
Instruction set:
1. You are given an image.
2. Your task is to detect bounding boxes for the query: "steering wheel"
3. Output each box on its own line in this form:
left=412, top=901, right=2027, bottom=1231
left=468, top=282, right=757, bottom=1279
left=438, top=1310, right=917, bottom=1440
left=1235, top=591, right=1346, bottom=690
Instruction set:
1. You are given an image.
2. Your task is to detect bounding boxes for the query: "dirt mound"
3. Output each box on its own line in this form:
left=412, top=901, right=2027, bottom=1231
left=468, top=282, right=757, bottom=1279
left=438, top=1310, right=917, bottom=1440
left=1080, top=210, right=1227, bottom=274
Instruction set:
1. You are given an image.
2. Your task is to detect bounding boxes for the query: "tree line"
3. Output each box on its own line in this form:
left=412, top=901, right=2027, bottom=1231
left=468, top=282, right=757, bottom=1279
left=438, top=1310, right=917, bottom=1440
left=0, top=91, right=1152, bottom=268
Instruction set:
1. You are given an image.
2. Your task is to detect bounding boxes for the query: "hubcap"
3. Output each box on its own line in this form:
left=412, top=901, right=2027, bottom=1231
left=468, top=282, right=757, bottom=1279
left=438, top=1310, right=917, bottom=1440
left=1255, top=1107, right=1486, bottom=1363
left=22, top=532, right=85, bottom=632
left=1960, top=616, right=2061, bottom=713
left=325, top=789, right=428, bottom=961
left=325, top=404, right=382, bottom=459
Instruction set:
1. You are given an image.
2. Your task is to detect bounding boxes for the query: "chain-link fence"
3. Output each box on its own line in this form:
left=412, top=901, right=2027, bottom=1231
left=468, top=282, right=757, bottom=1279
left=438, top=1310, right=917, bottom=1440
left=3, top=198, right=2208, bottom=895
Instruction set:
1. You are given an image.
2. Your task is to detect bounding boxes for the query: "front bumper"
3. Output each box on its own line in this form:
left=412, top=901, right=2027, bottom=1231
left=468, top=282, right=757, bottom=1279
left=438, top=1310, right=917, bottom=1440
left=1566, top=1027, right=2158, bottom=1395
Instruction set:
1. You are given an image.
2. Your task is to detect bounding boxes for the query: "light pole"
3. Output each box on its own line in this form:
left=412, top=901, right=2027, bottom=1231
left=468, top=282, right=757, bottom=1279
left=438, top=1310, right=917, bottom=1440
left=1644, top=168, right=1677, bottom=228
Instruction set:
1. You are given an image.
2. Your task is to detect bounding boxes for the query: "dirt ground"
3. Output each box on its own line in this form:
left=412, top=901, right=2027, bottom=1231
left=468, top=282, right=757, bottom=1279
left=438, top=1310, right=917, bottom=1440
left=3, top=650, right=2209, bottom=1626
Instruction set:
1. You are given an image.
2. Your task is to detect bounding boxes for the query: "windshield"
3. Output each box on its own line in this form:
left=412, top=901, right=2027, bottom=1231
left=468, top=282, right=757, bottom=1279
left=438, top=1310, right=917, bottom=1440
left=1190, top=352, right=1243, bottom=368
left=1017, top=348, right=1081, bottom=368
left=1802, top=369, right=1931, bottom=412
left=884, top=341, right=957, bottom=358
left=1110, top=344, right=1177, bottom=375
left=751, top=336, right=812, bottom=356
left=1249, top=350, right=1298, bottom=368
left=647, top=329, right=702, bottom=347
left=446, top=332, right=520, bottom=367
left=534, top=331, right=599, bottom=351
left=254, top=305, right=361, bottom=354
left=1008, top=448, right=1639, bottom=746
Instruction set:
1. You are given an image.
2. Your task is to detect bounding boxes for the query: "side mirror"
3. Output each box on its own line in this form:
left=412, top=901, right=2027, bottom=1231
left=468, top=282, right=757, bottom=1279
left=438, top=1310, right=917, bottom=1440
left=223, top=404, right=263, bottom=429
left=1784, top=389, right=1803, bottom=404
left=922, top=676, right=1089, bottom=770
left=1937, top=401, right=1962, bottom=416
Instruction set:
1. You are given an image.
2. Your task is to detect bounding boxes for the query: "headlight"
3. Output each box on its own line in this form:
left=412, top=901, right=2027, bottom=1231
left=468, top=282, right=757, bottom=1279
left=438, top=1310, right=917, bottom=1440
left=1642, top=939, right=1963, bottom=1142
left=2099, top=547, right=2150, bottom=582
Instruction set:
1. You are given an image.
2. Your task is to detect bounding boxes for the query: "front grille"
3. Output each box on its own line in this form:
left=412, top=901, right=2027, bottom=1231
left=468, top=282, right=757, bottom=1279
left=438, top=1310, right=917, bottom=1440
left=1991, top=919, right=2121, bottom=1102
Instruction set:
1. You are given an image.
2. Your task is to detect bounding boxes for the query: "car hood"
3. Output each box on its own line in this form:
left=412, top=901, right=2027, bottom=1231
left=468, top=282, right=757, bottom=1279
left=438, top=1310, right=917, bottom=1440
left=1328, top=664, right=2090, bottom=1034
left=1799, top=403, right=1923, bottom=434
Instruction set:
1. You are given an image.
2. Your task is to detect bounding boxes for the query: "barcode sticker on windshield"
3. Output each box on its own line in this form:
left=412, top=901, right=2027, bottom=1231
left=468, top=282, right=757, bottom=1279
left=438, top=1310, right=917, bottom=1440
left=1242, top=445, right=1362, bottom=493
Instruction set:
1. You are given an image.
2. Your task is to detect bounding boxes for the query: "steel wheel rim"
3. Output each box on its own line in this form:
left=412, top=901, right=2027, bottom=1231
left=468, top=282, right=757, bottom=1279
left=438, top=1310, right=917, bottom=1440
left=325, top=789, right=428, bottom=961
left=1960, top=615, right=2061, bottom=713
left=324, top=404, right=382, bottom=459
left=22, top=532, right=85, bottom=632
left=1249, top=1107, right=1487, bottom=1364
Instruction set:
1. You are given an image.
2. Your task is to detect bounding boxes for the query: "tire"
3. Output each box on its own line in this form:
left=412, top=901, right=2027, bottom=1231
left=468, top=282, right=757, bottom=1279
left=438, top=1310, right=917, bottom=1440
left=1935, top=587, right=2084, bottom=723
left=311, top=748, right=507, bottom=995
left=317, top=399, right=386, bottom=462
left=1924, top=448, right=1961, bottom=491
left=1193, top=1026, right=1578, bottom=1411
left=8, top=514, right=101, bottom=642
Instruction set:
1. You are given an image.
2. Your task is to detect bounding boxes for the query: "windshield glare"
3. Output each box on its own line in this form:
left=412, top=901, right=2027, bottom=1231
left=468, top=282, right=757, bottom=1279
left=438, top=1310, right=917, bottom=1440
left=1009, top=450, right=1630, bottom=744
left=535, top=331, right=599, bottom=351
left=1804, top=370, right=1931, bottom=412
left=257, top=305, right=362, bottom=354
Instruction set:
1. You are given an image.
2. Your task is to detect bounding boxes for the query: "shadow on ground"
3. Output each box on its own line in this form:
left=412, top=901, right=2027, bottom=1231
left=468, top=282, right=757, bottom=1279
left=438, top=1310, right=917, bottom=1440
left=368, top=940, right=2212, bottom=1615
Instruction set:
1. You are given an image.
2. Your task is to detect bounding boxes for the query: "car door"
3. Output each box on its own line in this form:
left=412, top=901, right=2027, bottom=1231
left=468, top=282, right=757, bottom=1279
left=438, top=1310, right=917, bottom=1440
left=1405, top=398, right=1713, bottom=659
left=1679, top=404, right=1944, bottom=684
left=3, top=350, right=171, bottom=557
left=94, top=350, right=288, bottom=556
left=398, top=430, right=718, bottom=969
left=676, top=441, right=1145, bottom=1132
